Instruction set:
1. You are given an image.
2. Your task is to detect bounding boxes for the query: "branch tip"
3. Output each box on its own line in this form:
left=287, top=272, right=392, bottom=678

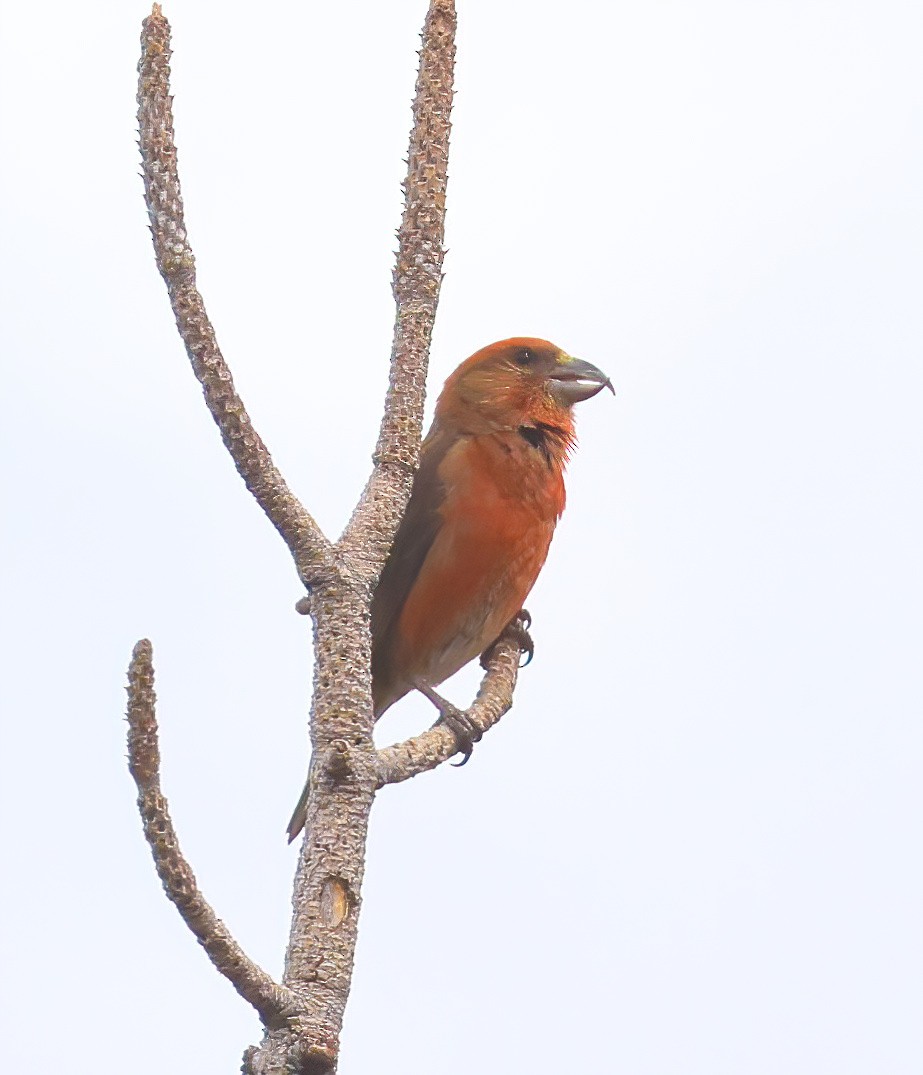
left=136, top=4, right=334, bottom=575
left=337, top=0, right=456, bottom=573
left=123, top=641, right=294, bottom=1025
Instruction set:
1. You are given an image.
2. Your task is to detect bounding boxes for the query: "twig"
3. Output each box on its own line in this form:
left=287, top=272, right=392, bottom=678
left=375, top=627, right=524, bottom=786
left=338, top=0, right=456, bottom=578
left=136, top=5, right=334, bottom=586
left=126, top=639, right=295, bottom=1027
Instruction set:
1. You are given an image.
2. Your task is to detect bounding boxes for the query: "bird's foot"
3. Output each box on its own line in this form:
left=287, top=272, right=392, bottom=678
left=480, top=608, right=534, bottom=670
left=414, top=680, right=482, bottom=766
left=441, top=705, right=483, bottom=767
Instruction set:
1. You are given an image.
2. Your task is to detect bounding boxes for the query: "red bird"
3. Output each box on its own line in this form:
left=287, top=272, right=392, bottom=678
left=287, top=338, right=611, bottom=840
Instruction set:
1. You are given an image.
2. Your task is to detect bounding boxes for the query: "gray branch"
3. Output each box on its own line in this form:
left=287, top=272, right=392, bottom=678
left=125, top=640, right=295, bottom=1027
left=376, top=627, right=525, bottom=786
left=129, top=4, right=529, bottom=1072
left=136, top=4, right=334, bottom=587
left=338, top=0, right=456, bottom=580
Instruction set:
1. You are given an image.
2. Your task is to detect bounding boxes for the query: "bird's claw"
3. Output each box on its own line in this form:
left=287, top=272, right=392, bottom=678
left=510, top=609, right=534, bottom=666
left=439, top=705, right=483, bottom=767
left=481, top=608, right=534, bottom=669
left=414, top=680, right=483, bottom=766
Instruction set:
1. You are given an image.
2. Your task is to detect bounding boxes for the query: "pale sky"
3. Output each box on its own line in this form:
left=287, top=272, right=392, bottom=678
left=2, top=1, right=922, bottom=1072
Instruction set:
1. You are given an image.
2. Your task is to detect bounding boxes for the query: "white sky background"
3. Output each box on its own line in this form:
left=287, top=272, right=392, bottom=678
left=2, top=0, right=921, bottom=1071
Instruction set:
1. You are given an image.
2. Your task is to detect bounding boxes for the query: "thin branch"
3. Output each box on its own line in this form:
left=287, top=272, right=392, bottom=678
left=375, top=628, right=524, bottom=786
left=136, top=5, right=333, bottom=585
left=126, top=639, right=296, bottom=1027
left=338, top=0, right=456, bottom=577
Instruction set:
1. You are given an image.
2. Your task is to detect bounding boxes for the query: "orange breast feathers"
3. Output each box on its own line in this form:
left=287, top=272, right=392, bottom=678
left=370, top=337, right=612, bottom=717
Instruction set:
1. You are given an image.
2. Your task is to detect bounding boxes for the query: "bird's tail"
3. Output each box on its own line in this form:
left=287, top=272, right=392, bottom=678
left=286, top=776, right=310, bottom=843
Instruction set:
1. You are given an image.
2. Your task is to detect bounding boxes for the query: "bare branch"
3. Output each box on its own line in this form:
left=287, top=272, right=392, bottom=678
left=339, top=0, right=456, bottom=577
left=136, top=5, right=333, bottom=585
left=131, top=2, right=472, bottom=1069
left=277, top=587, right=379, bottom=1071
left=375, top=628, right=524, bottom=786
left=126, top=639, right=295, bottom=1026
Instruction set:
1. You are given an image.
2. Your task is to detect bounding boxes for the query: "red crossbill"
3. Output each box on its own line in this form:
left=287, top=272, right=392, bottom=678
left=287, top=338, right=611, bottom=840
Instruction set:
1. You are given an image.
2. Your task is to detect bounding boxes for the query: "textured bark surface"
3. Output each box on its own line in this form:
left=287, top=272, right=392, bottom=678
left=339, top=0, right=456, bottom=577
left=130, top=3, right=526, bottom=1073
left=136, top=5, right=333, bottom=586
left=126, top=641, right=295, bottom=1026
left=376, top=625, right=525, bottom=786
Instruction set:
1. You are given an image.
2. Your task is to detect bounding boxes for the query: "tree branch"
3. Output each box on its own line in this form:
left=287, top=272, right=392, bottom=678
left=375, top=627, right=524, bottom=786
left=126, top=639, right=296, bottom=1027
left=131, top=3, right=495, bottom=1071
left=338, top=0, right=456, bottom=578
left=136, top=4, right=334, bottom=586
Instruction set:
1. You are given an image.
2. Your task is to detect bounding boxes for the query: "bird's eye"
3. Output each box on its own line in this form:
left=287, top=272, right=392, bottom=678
left=514, top=348, right=533, bottom=366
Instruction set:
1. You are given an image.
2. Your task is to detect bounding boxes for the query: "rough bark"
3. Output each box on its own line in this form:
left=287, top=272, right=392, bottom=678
left=136, top=3, right=333, bottom=587
left=126, top=640, right=295, bottom=1027
left=130, top=3, right=527, bottom=1072
left=339, top=0, right=456, bottom=579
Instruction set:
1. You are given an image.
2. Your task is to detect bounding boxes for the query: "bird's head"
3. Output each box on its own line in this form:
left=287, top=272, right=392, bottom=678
left=435, top=337, right=613, bottom=437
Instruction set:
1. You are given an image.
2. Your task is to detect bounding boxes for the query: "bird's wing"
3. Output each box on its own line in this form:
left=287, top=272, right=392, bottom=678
left=370, top=421, right=453, bottom=709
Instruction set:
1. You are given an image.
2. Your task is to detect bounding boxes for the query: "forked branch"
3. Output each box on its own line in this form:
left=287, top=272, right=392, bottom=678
left=129, top=3, right=526, bottom=1071
left=126, top=640, right=295, bottom=1027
